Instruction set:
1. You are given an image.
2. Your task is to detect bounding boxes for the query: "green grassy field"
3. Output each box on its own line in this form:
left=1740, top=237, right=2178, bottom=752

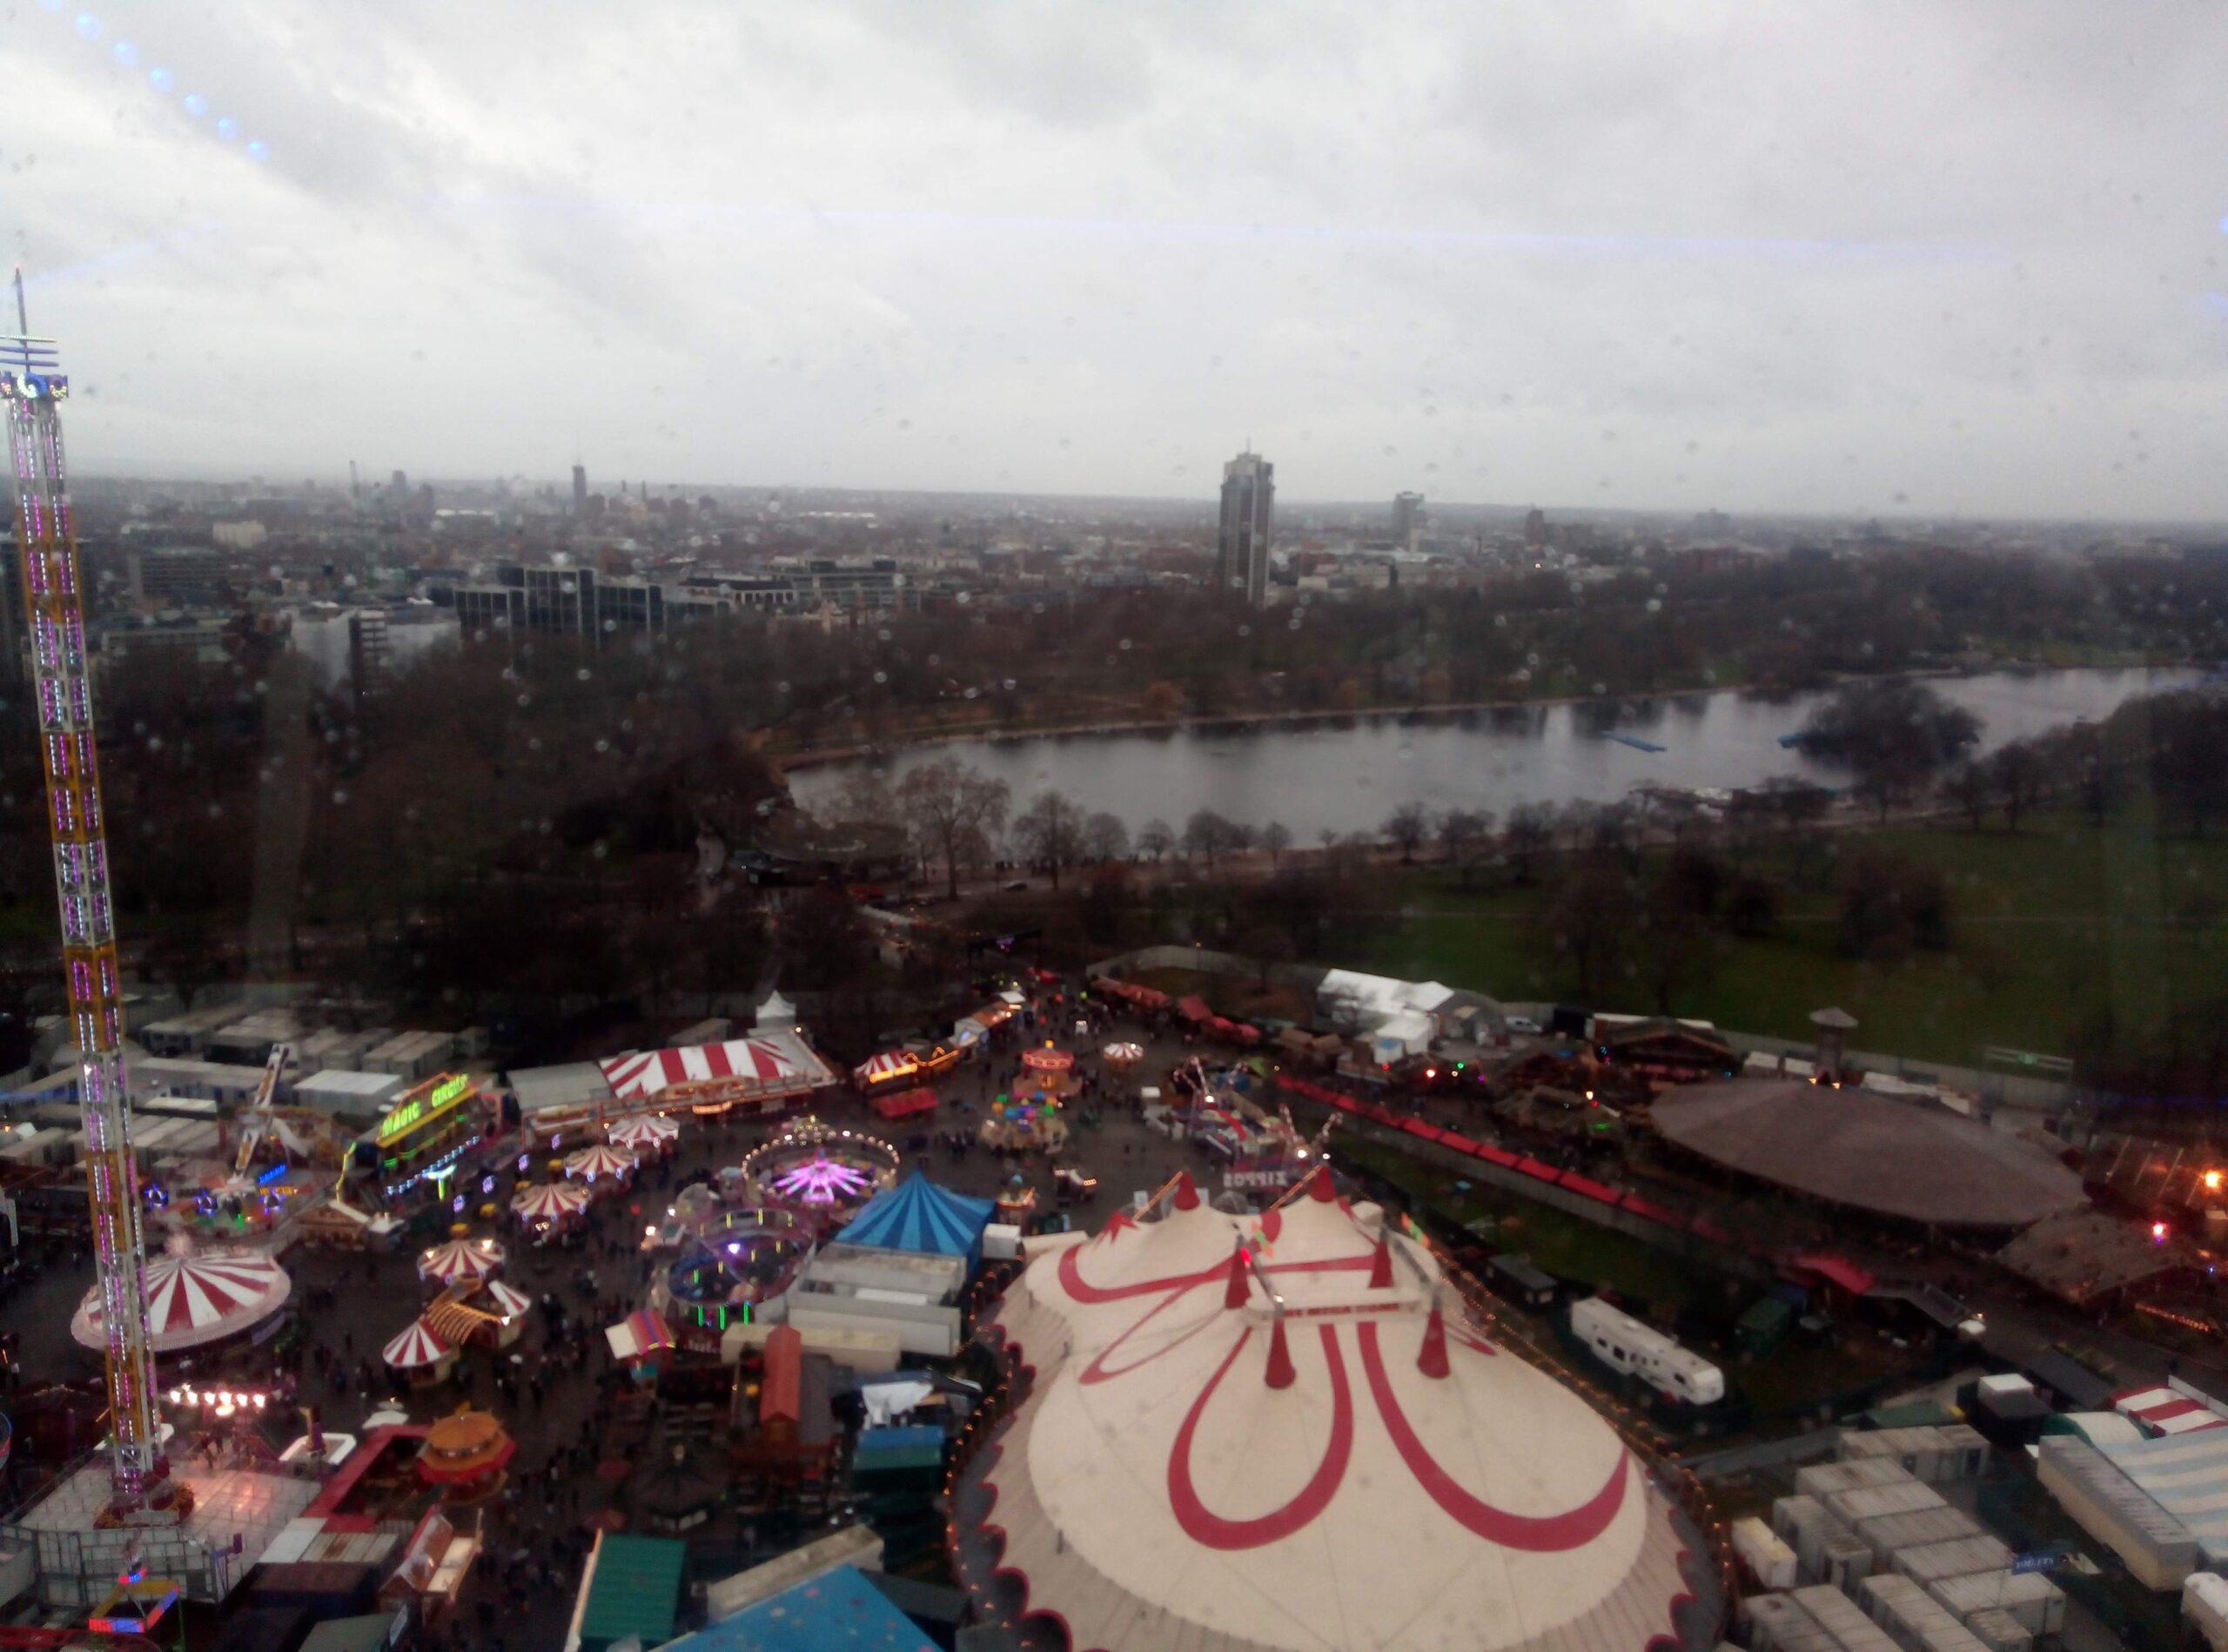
left=1347, top=808, right=2228, bottom=1068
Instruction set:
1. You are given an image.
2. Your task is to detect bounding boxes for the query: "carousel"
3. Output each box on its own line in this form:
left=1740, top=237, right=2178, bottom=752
left=740, top=1114, right=900, bottom=1217
left=382, top=1318, right=459, bottom=1387
left=417, top=1407, right=514, bottom=1504
left=1101, top=1041, right=1144, bottom=1074
left=979, top=1050, right=1074, bottom=1153
left=70, top=1244, right=293, bottom=1358
left=660, top=1207, right=809, bottom=1331
left=418, top=1233, right=504, bottom=1289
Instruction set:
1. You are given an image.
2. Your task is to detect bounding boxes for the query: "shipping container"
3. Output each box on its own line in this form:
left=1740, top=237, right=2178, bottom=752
left=1854, top=1507, right=1983, bottom=1571
left=2183, top=1572, right=2228, bottom=1652
left=1733, top=1518, right=1800, bottom=1592
left=1935, top=1424, right=1991, bottom=1481
left=1843, top=1427, right=1959, bottom=1483
left=1743, top=1592, right=1818, bottom=1652
left=1960, top=1608, right=2031, bottom=1652
left=1793, top=1584, right=1904, bottom=1652
left=2035, top=1436, right=2198, bottom=1590
left=1801, top=1459, right=1923, bottom=1500
left=1856, top=1571, right=1994, bottom=1652
left=1825, top=1529, right=1879, bottom=1592
left=1926, top=1570, right=2066, bottom=1638
left=1775, top=1495, right=1860, bottom=1584
left=1891, top=1536, right=2015, bottom=1589
left=1828, top=1481, right=1948, bottom=1528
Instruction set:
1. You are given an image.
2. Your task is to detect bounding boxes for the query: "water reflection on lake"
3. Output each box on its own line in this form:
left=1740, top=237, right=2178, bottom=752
left=793, top=668, right=2201, bottom=840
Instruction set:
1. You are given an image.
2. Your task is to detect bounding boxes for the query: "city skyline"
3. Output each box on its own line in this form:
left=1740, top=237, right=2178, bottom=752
left=9, top=3, right=2228, bottom=520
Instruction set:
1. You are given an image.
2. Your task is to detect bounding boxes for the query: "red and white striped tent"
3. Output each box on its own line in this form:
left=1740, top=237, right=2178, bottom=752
left=418, top=1237, right=504, bottom=1286
left=2114, top=1385, right=2228, bottom=1437
left=382, top=1318, right=454, bottom=1373
left=482, top=1279, right=534, bottom=1320
left=854, top=1051, right=913, bottom=1087
left=967, top=1166, right=1704, bottom=1652
left=511, top=1181, right=591, bottom=1223
left=563, top=1142, right=638, bottom=1183
left=601, top=1031, right=836, bottom=1108
left=607, top=1112, right=681, bottom=1152
left=71, top=1248, right=292, bottom=1355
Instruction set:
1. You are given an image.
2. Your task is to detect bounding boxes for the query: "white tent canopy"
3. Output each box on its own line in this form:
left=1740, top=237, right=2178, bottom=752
left=973, top=1168, right=1699, bottom=1651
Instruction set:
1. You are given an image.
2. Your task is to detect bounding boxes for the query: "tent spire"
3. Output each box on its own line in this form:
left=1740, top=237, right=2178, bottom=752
left=1367, top=1237, right=1393, bottom=1290
left=1264, top=1313, right=1296, bottom=1389
left=1418, top=1302, right=1450, bottom=1380
left=1172, top=1170, right=1201, bottom=1212
left=1225, top=1241, right=1252, bottom=1310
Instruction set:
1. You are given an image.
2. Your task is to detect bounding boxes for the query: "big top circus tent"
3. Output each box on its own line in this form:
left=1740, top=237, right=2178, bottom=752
left=71, top=1247, right=292, bottom=1355
left=958, top=1166, right=1718, bottom=1652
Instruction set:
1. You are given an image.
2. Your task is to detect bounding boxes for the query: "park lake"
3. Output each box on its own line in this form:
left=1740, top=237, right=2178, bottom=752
left=794, top=666, right=2204, bottom=840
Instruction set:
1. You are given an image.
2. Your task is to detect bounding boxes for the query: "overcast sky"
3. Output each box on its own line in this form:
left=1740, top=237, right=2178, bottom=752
left=9, top=1, right=2228, bottom=519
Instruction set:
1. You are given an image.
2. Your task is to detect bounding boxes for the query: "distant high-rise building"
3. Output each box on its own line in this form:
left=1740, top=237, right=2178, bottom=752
left=1216, top=450, right=1274, bottom=608
left=572, top=464, right=587, bottom=512
left=1393, top=490, right=1426, bottom=550
left=1523, top=507, right=1548, bottom=547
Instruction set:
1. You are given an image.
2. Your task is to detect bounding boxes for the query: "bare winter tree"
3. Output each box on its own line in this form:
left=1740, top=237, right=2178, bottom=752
left=1013, top=789, right=1088, bottom=888
left=896, top=757, right=1011, bottom=897
left=1081, top=811, right=1131, bottom=864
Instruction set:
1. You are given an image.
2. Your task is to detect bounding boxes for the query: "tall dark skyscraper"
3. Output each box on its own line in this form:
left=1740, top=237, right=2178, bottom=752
left=572, top=463, right=588, bottom=512
left=1216, top=450, right=1273, bottom=608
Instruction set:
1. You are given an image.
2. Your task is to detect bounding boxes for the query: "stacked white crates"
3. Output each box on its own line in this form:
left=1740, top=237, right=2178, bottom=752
left=1926, top=1571, right=2065, bottom=1639
left=1857, top=1572, right=1994, bottom=1652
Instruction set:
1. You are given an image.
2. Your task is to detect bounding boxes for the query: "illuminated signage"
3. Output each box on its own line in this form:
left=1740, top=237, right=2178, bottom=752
left=377, top=1071, right=477, bottom=1145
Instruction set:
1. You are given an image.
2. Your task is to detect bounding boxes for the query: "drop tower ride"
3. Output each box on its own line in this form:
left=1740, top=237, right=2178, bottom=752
left=3, top=272, right=173, bottom=1521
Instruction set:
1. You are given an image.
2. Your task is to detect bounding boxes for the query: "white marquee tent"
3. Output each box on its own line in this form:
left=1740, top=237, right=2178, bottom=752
left=971, top=1167, right=1702, bottom=1651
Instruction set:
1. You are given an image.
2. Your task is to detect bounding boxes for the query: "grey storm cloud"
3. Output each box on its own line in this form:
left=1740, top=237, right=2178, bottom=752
left=6, top=0, right=2227, bottom=519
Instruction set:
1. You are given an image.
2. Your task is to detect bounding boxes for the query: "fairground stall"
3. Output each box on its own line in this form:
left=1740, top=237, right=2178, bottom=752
left=425, top=1278, right=534, bottom=1351
left=854, top=1044, right=963, bottom=1094
left=416, top=1407, right=513, bottom=1505
left=600, top=995, right=840, bottom=1120
left=607, top=1111, right=681, bottom=1157
left=510, top=1179, right=591, bottom=1239
left=417, top=1234, right=503, bottom=1290
left=382, top=1319, right=458, bottom=1388
left=563, top=1141, right=639, bottom=1189
left=869, top=1085, right=938, bottom=1123
left=356, top=1071, right=486, bottom=1203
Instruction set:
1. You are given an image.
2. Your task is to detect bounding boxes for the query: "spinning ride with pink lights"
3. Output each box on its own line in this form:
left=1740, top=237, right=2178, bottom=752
left=738, top=1115, right=898, bottom=1219
left=956, top=1165, right=1720, bottom=1652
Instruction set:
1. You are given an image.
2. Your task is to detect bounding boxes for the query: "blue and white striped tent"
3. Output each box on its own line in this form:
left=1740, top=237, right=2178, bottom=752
left=837, top=1173, right=996, bottom=1264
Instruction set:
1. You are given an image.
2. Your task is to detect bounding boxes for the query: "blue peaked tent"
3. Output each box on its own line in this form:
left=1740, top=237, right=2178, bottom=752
left=837, top=1172, right=994, bottom=1265
left=655, top=1564, right=931, bottom=1652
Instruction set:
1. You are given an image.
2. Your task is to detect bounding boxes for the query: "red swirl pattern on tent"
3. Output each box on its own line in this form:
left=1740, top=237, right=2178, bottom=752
left=967, top=1167, right=1698, bottom=1652
left=71, top=1248, right=292, bottom=1354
